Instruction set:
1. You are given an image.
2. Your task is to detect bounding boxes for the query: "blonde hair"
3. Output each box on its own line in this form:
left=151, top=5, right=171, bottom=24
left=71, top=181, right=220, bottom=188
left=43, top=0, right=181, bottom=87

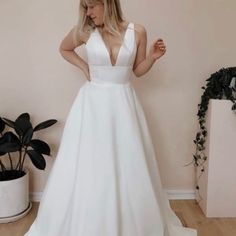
left=74, top=0, right=126, bottom=44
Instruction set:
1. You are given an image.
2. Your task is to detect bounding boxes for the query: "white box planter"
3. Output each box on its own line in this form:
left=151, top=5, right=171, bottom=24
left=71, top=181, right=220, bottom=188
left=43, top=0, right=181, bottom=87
left=197, top=99, right=236, bottom=217
left=0, top=168, right=32, bottom=223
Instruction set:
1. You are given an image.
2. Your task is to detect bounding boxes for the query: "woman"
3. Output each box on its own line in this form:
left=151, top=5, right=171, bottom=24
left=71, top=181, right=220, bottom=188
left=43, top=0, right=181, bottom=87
left=24, top=0, right=197, bottom=235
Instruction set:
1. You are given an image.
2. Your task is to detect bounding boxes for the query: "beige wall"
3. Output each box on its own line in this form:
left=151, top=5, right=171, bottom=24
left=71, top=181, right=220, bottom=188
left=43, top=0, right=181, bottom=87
left=0, top=0, right=235, bottom=194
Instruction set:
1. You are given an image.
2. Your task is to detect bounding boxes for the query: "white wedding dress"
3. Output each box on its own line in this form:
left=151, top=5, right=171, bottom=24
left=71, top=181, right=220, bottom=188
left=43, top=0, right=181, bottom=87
left=24, top=22, right=197, bottom=236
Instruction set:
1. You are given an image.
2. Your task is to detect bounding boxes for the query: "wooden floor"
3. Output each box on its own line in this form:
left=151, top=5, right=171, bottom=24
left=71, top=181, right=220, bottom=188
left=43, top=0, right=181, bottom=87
left=1, top=200, right=236, bottom=236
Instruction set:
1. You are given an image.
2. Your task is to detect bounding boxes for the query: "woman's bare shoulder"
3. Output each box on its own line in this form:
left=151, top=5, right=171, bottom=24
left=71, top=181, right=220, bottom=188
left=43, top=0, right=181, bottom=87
left=133, top=23, right=147, bottom=35
left=133, top=23, right=147, bottom=45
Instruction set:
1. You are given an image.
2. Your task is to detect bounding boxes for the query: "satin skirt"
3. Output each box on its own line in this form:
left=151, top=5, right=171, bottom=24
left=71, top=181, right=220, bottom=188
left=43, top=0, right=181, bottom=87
left=24, top=80, right=197, bottom=236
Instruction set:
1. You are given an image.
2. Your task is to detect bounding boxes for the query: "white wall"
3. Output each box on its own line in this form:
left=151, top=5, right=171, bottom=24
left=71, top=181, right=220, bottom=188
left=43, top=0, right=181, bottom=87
left=0, top=0, right=235, bottom=195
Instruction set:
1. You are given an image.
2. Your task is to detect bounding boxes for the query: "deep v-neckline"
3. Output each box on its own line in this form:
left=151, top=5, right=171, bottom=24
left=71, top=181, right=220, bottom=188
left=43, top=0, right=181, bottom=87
left=96, top=23, right=131, bottom=67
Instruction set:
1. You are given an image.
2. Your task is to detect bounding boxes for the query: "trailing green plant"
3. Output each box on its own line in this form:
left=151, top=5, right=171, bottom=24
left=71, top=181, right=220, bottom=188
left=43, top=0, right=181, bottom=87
left=190, top=67, right=236, bottom=202
left=0, top=113, right=57, bottom=181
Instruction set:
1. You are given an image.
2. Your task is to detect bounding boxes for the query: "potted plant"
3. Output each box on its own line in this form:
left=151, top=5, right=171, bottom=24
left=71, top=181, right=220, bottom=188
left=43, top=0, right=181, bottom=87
left=184, top=67, right=236, bottom=215
left=0, top=112, right=57, bottom=223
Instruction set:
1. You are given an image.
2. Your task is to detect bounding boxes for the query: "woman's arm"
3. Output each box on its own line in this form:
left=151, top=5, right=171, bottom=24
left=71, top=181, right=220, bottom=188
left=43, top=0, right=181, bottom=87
left=59, top=27, right=90, bottom=81
left=133, top=24, right=166, bottom=77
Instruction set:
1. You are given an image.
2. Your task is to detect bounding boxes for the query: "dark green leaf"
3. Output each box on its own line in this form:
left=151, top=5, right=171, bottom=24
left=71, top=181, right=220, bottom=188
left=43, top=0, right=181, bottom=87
left=34, top=119, right=57, bottom=132
left=2, top=118, right=15, bottom=129
left=22, top=127, right=34, bottom=145
left=0, top=132, right=21, bottom=153
left=16, top=113, right=30, bottom=121
left=0, top=117, right=5, bottom=133
left=26, top=150, right=46, bottom=170
left=0, top=131, right=20, bottom=143
left=232, top=103, right=236, bottom=110
left=0, top=142, right=21, bottom=153
left=15, top=113, right=32, bottom=136
left=29, top=139, right=51, bottom=156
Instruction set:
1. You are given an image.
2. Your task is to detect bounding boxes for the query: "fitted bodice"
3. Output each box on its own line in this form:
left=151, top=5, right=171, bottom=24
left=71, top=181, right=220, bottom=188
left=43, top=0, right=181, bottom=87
left=85, top=22, right=137, bottom=84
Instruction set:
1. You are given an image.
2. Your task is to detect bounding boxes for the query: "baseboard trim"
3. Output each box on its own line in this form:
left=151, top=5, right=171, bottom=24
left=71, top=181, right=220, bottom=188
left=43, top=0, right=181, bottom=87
left=30, top=189, right=196, bottom=202
left=165, top=189, right=196, bottom=200
left=30, top=192, right=42, bottom=202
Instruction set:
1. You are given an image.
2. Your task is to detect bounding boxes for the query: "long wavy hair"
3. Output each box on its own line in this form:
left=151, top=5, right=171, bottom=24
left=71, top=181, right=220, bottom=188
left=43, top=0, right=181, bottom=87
left=73, top=0, right=126, bottom=44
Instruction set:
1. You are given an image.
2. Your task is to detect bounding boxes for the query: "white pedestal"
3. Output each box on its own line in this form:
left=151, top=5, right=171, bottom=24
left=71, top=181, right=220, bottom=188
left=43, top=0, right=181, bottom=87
left=197, top=99, right=236, bottom=217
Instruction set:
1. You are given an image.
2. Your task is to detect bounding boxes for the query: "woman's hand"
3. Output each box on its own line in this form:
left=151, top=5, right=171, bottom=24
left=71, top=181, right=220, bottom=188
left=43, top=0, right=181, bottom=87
left=148, top=38, right=166, bottom=61
left=82, top=64, right=91, bottom=82
left=59, top=26, right=91, bottom=81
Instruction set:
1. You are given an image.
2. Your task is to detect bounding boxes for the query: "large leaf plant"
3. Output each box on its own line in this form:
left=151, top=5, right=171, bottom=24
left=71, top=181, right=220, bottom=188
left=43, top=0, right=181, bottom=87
left=0, top=113, right=57, bottom=181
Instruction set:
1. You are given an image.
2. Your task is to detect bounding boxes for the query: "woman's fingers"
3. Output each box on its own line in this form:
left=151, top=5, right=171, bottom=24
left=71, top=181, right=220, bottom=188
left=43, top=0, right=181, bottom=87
left=155, top=39, right=165, bottom=47
left=154, top=39, right=166, bottom=52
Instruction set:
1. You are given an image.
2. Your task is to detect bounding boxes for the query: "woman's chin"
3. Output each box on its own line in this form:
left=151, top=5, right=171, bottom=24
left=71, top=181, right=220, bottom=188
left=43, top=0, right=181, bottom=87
left=93, top=20, right=103, bottom=27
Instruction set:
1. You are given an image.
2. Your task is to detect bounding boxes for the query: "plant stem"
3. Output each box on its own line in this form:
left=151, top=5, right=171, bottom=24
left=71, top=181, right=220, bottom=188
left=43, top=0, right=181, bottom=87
left=20, top=148, right=28, bottom=171
left=0, top=159, right=7, bottom=171
left=15, top=150, right=22, bottom=171
left=7, top=152, right=13, bottom=170
left=0, top=132, right=7, bottom=171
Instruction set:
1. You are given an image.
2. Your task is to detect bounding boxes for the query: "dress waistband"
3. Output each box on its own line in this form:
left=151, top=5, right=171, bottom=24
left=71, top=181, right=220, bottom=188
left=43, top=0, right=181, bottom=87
left=88, top=80, right=131, bottom=87
left=89, top=65, right=133, bottom=85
